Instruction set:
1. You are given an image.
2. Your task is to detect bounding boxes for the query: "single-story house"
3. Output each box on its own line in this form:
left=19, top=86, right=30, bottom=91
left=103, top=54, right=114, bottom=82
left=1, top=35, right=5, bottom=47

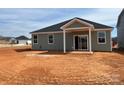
left=0, top=36, right=15, bottom=44
left=9, top=37, right=17, bottom=44
left=15, top=35, right=31, bottom=45
left=30, top=17, right=113, bottom=53
left=117, top=9, right=124, bottom=49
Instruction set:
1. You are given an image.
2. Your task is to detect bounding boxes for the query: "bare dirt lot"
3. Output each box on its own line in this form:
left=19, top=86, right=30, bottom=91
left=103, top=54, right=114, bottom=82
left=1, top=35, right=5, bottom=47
left=0, top=46, right=124, bottom=85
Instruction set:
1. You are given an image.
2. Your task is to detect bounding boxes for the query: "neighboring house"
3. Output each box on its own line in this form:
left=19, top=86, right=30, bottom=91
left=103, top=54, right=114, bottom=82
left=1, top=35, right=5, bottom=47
left=117, top=9, right=124, bottom=49
left=0, top=36, right=16, bottom=44
left=30, top=17, right=113, bottom=53
left=15, top=36, right=31, bottom=45
left=9, top=37, right=16, bottom=44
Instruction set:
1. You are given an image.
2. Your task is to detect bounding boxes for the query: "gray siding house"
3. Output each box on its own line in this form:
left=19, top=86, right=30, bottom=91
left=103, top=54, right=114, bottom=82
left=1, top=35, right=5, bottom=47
left=31, top=17, right=113, bottom=53
left=117, top=9, right=124, bottom=49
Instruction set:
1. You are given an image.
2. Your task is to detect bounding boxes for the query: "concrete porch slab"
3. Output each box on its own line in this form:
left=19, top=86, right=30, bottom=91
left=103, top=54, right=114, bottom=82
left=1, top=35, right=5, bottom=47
left=68, top=51, right=93, bottom=54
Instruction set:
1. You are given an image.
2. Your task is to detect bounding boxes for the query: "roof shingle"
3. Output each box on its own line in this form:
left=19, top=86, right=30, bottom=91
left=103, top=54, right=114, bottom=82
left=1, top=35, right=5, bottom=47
left=31, top=17, right=113, bottom=33
left=15, top=36, right=29, bottom=40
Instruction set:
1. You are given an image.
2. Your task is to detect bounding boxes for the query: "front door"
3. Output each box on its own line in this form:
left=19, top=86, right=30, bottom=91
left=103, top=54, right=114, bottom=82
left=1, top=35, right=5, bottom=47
left=74, top=35, right=88, bottom=50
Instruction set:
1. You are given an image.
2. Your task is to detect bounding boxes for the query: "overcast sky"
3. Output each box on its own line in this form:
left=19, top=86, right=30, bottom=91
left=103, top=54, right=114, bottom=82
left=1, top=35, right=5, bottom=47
left=0, top=8, right=122, bottom=38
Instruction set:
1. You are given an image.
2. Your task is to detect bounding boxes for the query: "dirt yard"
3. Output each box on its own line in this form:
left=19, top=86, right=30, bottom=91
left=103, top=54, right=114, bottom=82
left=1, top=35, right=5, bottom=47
left=0, top=46, right=124, bottom=85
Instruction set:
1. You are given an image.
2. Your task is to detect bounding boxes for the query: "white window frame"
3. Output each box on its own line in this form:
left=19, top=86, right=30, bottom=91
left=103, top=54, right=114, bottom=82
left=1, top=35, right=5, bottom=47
left=33, top=34, right=38, bottom=44
left=48, top=34, right=54, bottom=44
left=97, top=31, right=106, bottom=44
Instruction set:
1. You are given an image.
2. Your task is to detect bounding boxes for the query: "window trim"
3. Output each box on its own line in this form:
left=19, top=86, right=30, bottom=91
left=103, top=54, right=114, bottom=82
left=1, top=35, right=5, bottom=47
left=97, top=31, right=106, bottom=44
left=48, top=34, right=54, bottom=44
left=33, top=34, right=38, bottom=44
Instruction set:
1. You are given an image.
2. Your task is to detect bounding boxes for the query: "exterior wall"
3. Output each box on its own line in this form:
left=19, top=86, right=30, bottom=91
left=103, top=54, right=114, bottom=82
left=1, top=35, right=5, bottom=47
left=117, top=14, right=124, bottom=48
left=32, top=33, right=63, bottom=51
left=66, top=21, right=88, bottom=28
left=91, top=31, right=111, bottom=51
left=27, top=40, right=32, bottom=45
left=32, top=30, right=111, bottom=51
left=66, top=31, right=111, bottom=51
left=17, top=40, right=28, bottom=45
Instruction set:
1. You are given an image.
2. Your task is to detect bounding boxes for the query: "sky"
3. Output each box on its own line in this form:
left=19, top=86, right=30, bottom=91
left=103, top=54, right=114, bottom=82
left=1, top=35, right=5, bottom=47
left=0, top=8, right=122, bottom=38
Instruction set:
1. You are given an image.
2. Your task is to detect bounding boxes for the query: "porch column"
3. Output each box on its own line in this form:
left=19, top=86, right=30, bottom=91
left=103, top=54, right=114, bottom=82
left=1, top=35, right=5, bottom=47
left=63, top=30, right=66, bottom=53
left=89, top=28, right=92, bottom=52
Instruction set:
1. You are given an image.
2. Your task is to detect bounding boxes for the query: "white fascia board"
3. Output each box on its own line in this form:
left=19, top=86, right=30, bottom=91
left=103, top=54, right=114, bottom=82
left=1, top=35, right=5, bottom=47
left=94, top=28, right=113, bottom=31
left=31, top=31, right=63, bottom=34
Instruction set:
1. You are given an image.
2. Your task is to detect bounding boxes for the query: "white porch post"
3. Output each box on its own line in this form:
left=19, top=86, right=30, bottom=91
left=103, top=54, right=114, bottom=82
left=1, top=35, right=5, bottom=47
left=63, top=30, right=66, bottom=53
left=89, top=28, right=92, bottom=52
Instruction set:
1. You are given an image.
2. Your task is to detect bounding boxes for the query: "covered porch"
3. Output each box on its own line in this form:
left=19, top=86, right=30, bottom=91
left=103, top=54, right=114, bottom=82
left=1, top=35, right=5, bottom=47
left=60, top=18, right=94, bottom=53
left=63, top=27, right=93, bottom=53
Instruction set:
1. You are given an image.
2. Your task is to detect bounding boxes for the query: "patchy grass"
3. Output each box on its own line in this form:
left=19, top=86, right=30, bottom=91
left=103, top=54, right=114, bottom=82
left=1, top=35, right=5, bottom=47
left=0, top=47, right=124, bottom=84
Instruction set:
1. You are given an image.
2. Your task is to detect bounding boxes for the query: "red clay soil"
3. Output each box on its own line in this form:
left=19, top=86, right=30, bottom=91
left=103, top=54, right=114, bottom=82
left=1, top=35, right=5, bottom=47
left=0, top=46, right=124, bottom=85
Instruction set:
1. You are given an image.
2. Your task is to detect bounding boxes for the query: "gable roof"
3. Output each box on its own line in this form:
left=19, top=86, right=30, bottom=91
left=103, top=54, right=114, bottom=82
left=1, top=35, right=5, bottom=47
left=117, top=9, right=124, bottom=27
left=31, top=17, right=113, bottom=34
left=15, top=36, right=29, bottom=40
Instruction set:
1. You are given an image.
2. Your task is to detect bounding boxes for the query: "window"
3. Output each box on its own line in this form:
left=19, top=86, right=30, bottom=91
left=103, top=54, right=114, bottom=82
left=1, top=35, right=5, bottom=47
left=97, top=32, right=106, bottom=44
left=33, top=35, right=38, bottom=44
left=48, top=34, right=54, bottom=44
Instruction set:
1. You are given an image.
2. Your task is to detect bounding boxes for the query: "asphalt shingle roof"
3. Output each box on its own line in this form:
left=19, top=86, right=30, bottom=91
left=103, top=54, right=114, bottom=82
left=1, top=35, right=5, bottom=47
left=117, top=9, right=124, bottom=27
left=15, top=36, right=29, bottom=40
left=31, top=17, right=113, bottom=33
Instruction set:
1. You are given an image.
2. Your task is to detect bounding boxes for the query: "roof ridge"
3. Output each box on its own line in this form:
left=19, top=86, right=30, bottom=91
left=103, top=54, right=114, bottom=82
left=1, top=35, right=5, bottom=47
left=76, top=17, right=113, bottom=28
left=31, top=17, right=113, bottom=33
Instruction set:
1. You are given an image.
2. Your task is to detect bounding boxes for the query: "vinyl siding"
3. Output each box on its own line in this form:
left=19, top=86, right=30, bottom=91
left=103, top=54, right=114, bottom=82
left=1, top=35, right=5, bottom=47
left=117, top=14, right=124, bottom=48
left=66, top=21, right=88, bottom=28
left=32, top=33, right=63, bottom=51
left=32, top=30, right=111, bottom=51
left=91, top=31, right=111, bottom=51
left=17, top=40, right=28, bottom=44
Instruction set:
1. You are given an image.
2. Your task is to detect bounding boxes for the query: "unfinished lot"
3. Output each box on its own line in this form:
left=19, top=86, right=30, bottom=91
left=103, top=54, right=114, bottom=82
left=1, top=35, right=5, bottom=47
left=0, top=46, right=124, bottom=85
